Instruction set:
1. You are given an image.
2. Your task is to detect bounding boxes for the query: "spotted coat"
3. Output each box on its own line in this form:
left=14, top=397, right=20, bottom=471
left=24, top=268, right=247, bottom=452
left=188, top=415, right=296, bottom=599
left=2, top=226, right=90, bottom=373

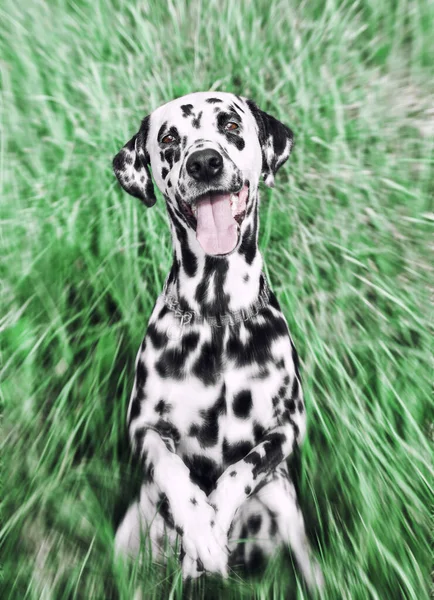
left=113, top=92, right=323, bottom=589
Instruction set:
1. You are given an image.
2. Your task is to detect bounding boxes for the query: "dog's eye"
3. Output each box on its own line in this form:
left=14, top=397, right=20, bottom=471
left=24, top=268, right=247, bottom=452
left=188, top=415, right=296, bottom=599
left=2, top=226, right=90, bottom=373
left=225, top=122, right=239, bottom=131
left=161, top=134, right=176, bottom=144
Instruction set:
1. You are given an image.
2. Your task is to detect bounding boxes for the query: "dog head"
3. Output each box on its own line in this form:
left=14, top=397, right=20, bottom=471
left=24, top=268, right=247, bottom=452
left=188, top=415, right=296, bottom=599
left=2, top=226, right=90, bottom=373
left=113, top=92, right=293, bottom=256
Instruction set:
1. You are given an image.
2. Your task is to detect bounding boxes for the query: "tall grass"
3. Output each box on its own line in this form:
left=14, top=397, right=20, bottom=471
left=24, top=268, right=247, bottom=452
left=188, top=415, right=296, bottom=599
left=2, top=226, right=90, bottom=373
left=1, top=0, right=432, bottom=598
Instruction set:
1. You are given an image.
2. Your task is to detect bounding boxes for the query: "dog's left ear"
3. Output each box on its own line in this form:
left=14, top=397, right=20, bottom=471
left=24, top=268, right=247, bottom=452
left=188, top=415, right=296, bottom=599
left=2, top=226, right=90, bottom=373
left=246, top=100, right=294, bottom=188
left=113, top=116, right=157, bottom=207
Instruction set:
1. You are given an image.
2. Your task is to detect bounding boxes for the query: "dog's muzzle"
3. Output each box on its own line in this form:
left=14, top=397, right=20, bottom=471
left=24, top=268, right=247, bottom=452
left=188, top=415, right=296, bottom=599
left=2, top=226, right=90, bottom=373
left=176, top=144, right=249, bottom=257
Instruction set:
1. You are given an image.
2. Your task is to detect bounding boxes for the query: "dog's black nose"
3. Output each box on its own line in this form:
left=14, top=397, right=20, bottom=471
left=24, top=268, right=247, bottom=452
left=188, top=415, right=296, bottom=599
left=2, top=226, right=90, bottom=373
left=186, top=149, right=223, bottom=182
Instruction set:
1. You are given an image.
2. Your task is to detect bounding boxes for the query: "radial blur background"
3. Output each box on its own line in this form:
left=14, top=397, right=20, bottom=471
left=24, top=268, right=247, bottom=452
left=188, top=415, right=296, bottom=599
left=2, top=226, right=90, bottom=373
left=1, top=1, right=432, bottom=598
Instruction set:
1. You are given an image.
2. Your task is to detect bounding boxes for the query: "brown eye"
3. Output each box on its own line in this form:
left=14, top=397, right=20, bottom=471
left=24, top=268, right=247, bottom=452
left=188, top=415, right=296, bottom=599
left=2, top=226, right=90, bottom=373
left=225, top=122, right=239, bottom=131
left=161, top=134, right=176, bottom=144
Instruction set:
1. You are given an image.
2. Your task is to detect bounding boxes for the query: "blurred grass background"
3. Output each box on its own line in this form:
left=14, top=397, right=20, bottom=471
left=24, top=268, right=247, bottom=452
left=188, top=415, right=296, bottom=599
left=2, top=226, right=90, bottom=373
left=1, top=0, right=433, bottom=598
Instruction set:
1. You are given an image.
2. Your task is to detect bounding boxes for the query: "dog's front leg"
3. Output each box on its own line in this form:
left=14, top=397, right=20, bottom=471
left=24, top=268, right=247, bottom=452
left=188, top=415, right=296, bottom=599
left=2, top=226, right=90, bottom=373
left=136, top=427, right=229, bottom=577
left=208, top=419, right=303, bottom=537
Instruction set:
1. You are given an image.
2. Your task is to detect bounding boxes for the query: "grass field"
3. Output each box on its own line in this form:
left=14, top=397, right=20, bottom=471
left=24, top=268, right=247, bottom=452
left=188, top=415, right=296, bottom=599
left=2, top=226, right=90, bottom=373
left=1, top=0, right=433, bottom=598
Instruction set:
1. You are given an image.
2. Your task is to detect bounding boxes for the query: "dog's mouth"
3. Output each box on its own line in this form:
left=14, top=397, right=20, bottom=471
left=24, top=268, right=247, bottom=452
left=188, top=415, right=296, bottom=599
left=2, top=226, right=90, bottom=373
left=180, top=184, right=249, bottom=256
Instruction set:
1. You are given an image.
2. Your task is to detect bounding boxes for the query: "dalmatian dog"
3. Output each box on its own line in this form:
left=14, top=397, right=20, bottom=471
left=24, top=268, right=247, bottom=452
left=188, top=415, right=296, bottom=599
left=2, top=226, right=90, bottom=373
left=113, top=92, right=323, bottom=589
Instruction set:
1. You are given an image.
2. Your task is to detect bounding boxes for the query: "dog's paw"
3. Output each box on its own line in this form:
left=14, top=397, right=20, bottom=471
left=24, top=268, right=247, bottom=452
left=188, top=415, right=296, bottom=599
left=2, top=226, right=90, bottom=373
left=182, top=554, right=203, bottom=580
left=175, top=495, right=229, bottom=578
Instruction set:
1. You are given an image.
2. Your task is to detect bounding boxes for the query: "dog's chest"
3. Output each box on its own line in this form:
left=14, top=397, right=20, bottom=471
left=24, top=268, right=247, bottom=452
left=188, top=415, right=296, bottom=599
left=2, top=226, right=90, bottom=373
left=132, top=297, right=297, bottom=473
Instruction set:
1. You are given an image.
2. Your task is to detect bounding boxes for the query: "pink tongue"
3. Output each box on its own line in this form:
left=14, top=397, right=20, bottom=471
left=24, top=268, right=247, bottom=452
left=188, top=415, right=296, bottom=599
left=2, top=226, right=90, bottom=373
left=196, top=193, right=238, bottom=255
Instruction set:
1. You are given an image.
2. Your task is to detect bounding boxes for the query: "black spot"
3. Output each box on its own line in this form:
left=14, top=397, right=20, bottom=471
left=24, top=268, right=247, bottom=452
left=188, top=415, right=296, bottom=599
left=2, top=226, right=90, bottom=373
left=167, top=180, right=172, bottom=188
left=276, top=358, right=285, bottom=369
left=135, top=354, right=147, bottom=381
left=144, top=459, right=154, bottom=482
left=283, top=375, right=290, bottom=385
left=147, top=323, right=166, bottom=349
left=278, top=386, right=286, bottom=398
left=247, top=514, right=262, bottom=535
left=192, top=111, right=203, bottom=129
left=145, top=179, right=155, bottom=203
left=269, top=514, right=278, bottom=537
left=161, top=167, right=168, bottom=180
left=188, top=385, right=226, bottom=448
left=297, top=400, right=304, bottom=412
left=129, top=390, right=142, bottom=423
left=132, top=427, right=147, bottom=460
left=176, top=525, right=184, bottom=536
left=190, top=497, right=198, bottom=505
left=223, top=440, right=253, bottom=465
left=206, top=98, right=223, bottom=104
left=155, top=347, right=186, bottom=380
left=183, top=455, right=222, bottom=496
left=166, top=256, right=180, bottom=288
left=243, top=273, right=250, bottom=282
left=196, top=558, right=204, bottom=572
left=182, top=331, right=200, bottom=353
left=238, top=224, right=256, bottom=265
left=181, top=104, right=194, bottom=116
left=158, top=493, right=175, bottom=528
left=268, top=288, right=281, bottom=310
left=232, top=390, right=253, bottom=419
left=164, top=148, right=175, bottom=169
left=155, top=399, right=171, bottom=415
left=290, top=376, right=299, bottom=400
left=192, top=328, right=224, bottom=386
left=284, top=399, right=295, bottom=414
left=230, top=470, right=237, bottom=477
left=245, top=485, right=252, bottom=495
left=210, top=520, right=215, bottom=527
left=253, top=423, right=266, bottom=443
left=158, top=305, right=170, bottom=319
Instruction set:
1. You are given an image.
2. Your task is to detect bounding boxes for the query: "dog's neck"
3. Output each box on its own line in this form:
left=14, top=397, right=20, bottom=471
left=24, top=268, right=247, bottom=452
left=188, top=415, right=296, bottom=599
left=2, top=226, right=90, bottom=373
left=163, top=191, right=265, bottom=317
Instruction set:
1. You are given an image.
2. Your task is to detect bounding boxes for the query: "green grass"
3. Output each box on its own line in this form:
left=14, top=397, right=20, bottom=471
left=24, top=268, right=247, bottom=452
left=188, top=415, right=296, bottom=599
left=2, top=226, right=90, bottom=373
left=1, top=0, right=433, bottom=598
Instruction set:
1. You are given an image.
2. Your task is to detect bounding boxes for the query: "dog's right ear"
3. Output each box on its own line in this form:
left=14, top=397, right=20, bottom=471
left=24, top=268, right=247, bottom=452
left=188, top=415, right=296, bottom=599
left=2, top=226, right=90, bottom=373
left=113, top=116, right=156, bottom=207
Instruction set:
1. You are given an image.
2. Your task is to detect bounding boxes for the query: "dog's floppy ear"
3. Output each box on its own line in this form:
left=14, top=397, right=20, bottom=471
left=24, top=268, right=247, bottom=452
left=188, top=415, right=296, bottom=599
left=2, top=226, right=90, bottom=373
left=246, top=100, right=294, bottom=188
left=113, top=116, right=156, bottom=207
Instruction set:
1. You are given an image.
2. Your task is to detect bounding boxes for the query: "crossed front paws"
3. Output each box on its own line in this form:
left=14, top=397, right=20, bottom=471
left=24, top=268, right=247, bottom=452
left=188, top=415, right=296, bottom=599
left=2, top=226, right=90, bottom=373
left=169, top=489, right=229, bottom=579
